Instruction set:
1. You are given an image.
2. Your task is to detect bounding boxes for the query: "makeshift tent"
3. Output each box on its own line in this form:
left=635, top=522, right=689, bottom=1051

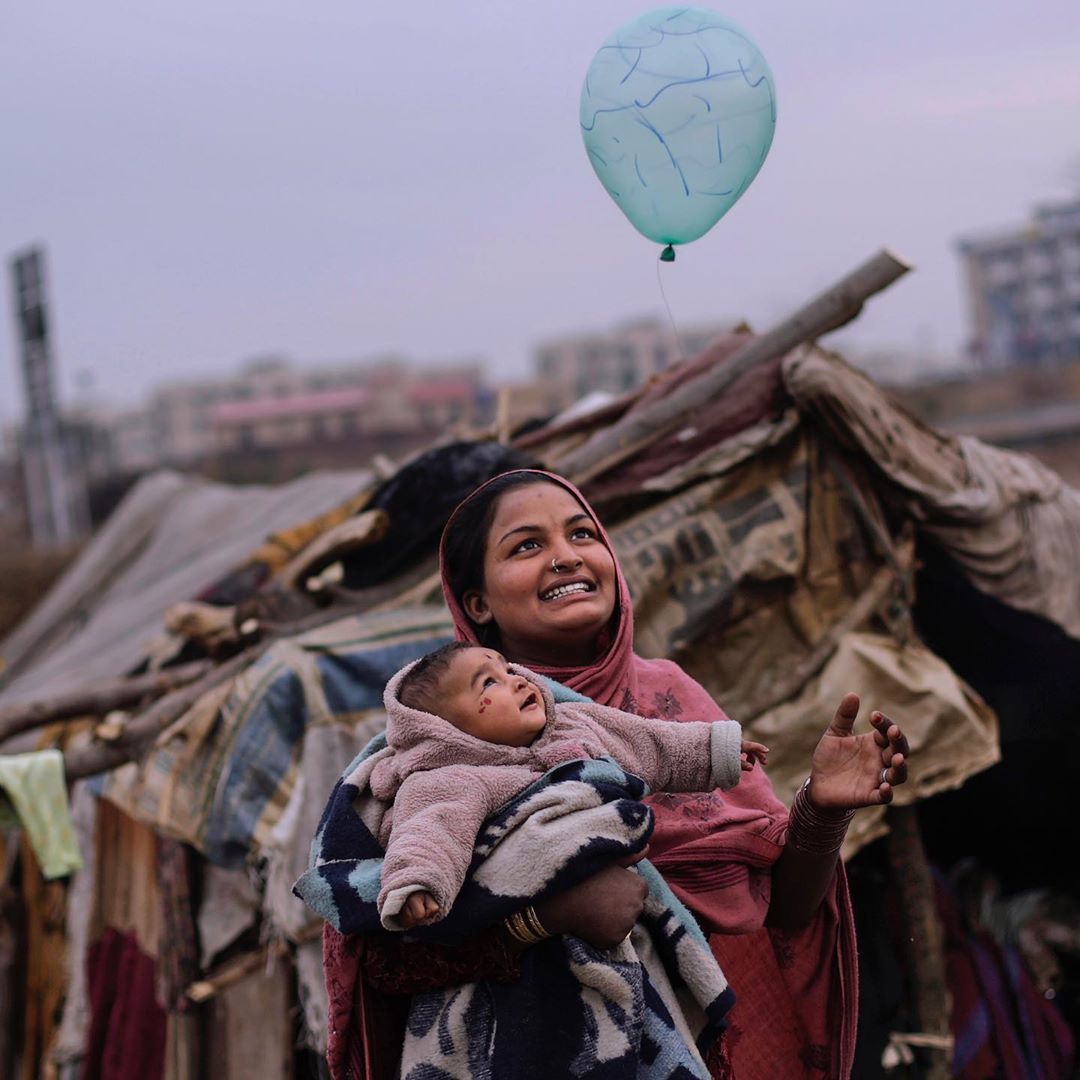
left=2, top=250, right=1078, bottom=1079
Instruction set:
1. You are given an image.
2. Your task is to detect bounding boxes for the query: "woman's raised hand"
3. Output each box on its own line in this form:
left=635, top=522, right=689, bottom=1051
left=806, top=692, right=909, bottom=811
left=534, top=850, right=648, bottom=949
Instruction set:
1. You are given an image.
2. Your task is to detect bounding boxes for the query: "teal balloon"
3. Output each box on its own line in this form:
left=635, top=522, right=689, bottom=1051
left=581, top=7, right=776, bottom=249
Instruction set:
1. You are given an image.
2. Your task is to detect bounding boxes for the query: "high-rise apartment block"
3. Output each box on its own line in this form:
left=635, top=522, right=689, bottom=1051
left=957, top=198, right=1080, bottom=368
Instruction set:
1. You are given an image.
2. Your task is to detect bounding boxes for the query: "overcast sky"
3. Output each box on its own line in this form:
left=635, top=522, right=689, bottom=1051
left=2, top=1, right=1079, bottom=426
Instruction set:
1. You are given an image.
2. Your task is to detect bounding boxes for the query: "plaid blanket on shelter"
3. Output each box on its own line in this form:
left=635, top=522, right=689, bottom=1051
left=295, top=698, right=735, bottom=1080
left=90, top=608, right=456, bottom=867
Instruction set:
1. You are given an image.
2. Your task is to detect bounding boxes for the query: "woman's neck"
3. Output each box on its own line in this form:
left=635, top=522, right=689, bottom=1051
left=497, top=631, right=602, bottom=671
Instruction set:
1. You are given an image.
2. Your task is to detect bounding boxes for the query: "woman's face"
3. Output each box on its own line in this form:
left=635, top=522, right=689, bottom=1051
left=462, top=481, right=618, bottom=668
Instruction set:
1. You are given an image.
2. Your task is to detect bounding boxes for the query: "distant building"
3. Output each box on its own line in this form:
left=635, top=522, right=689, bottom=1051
left=892, top=354, right=1080, bottom=488
left=211, top=365, right=482, bottom=455
left=839, top=345, right=965, bottom=387
left=957, top=198, right=1080, bottom=368
left=534, top=318, right=735, bottom=406
left=72, top=354, right=491, bottom=488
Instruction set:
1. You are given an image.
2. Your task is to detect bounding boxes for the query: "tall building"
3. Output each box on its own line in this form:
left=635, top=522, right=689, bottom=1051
left=534, top=317, right=735, bottom=406
left=957, top=198, right=1080, bottom=368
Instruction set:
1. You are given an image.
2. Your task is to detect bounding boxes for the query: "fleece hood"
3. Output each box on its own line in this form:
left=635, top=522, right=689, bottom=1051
left=372, top=659, right=558, bottom=796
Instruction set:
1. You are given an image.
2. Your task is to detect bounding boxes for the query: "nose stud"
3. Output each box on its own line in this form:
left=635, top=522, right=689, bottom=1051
left=551, top=555, right=583, bottom=575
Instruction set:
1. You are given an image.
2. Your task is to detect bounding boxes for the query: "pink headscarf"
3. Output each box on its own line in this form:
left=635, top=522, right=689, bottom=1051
left=440, top=470, right=858, bottom=1079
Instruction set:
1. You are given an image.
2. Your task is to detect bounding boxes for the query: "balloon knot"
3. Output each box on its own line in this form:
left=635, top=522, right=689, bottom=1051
left=660, top=244, right=676, bottom=262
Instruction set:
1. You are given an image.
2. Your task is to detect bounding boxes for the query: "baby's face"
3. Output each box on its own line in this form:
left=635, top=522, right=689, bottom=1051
left=438, top=649, right=547, bottom=747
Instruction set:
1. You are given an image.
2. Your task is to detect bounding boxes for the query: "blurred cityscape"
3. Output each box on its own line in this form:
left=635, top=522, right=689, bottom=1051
left=3, top=194, right=1080, bottom=551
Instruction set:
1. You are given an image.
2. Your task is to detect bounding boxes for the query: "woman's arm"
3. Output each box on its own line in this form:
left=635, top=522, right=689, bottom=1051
left=534, top=852, right=649, bottom=947
left=765, top=792, right=850, bottom=928
left=362, top=852, right=650, bottom=992
left=766, top=693, right=909, bottom=929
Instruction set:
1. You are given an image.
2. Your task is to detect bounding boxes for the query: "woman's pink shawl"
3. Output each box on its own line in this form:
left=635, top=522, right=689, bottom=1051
left=440, top=471, right=858, bottom=1080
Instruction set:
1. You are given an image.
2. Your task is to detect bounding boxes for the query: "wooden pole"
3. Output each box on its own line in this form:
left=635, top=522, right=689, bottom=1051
left=886, top=805, right=952, bottom=1079
left=0, top=660, right=211, bottom=744
left=554, top=249, right=912, bottom=485
left=185, top=922, right=323, bottom=1003
left=62, top=648, right=259, bottom=781
left=59, top=577, right=431, bottom=781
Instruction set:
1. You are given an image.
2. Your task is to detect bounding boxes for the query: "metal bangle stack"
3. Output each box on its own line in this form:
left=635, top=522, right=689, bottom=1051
left=787, top=778, right=856, bottom=856
left=503, top=905, right=552, bottom=946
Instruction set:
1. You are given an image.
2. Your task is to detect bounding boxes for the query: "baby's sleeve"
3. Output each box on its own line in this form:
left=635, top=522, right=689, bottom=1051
left=378, top=764, right=532, bottom=929
left=570, top=702, right=743, bottom=792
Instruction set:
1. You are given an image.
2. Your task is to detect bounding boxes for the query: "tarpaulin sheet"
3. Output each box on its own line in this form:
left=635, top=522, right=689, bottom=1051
left=601, top=419, right=999, bottom=855
left=0, top=467, right=371, bottom=711
left=785, top=346, right=1080, bottom=641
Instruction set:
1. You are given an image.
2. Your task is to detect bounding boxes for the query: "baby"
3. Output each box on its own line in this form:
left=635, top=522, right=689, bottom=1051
left=372, top=641, right=768, bottom=930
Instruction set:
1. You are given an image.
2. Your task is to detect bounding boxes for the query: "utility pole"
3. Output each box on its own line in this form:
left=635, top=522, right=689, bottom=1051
left=9, top=246, right=88, bottom=548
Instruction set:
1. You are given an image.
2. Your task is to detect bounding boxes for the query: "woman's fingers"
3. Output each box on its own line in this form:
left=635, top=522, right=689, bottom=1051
left=889, top=723, right=910, bottom=758
left=875, top=716, right=910, bottom=787
left=870, top=782, right=894, bottom=806
left=871, top=713, right=910, bottom=758
left=876, top=749, right=908, bottom=791
left=828, top=692, right=861, bottom=737
left=870, top=710, right=891, bottom=748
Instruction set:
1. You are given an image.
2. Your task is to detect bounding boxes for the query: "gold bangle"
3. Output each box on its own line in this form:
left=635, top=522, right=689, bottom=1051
left=503, top=911, right=533, bottom=945
left=522, top=905, right=551, bottom=940
left=503, top=907, right=550, bottom=946
left=512, top=911, right=534, bottom=943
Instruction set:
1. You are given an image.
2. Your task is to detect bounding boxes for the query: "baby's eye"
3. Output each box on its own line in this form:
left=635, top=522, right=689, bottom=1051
left=482, top=676, right=497, bottom=689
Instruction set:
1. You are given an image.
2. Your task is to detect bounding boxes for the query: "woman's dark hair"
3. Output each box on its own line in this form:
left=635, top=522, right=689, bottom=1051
left=442, top=471, right=555, bottom=634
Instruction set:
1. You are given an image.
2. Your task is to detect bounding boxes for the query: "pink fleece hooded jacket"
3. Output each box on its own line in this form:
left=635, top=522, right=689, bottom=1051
left=372, top=660, right=743, bottom=929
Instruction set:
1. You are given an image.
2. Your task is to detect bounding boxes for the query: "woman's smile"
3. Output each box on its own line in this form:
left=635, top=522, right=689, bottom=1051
left=540, top=578, right=597, bottom=603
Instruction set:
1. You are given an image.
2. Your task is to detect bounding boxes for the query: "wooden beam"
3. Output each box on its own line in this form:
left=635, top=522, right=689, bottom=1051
left=554, top=249, right=912, bottom=484
left=59, top=573, right=441, bottom=781
left=63, top=648, right=258, bottom=781
left=0, top=660, right=212, bottom=745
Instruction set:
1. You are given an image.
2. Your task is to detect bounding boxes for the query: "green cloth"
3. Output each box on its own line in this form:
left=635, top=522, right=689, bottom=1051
left=0, top=749, right=83, bottom=879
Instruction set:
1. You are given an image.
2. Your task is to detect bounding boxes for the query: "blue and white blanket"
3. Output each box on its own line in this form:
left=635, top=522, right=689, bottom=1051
left=295, top=715, right=735, bottom=1079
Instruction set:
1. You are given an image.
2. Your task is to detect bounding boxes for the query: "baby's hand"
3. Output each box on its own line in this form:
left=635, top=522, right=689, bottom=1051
left=399, top=890, right=441, bottom=928
left=740, top=740, right=770, bottom=770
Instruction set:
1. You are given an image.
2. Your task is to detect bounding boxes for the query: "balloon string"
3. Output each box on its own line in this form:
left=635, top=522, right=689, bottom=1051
left=656, top=254, right=688, bottom=368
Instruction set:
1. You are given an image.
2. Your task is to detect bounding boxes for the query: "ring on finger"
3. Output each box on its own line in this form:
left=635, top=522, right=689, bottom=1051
left=880, top=767, right=889, bottom=785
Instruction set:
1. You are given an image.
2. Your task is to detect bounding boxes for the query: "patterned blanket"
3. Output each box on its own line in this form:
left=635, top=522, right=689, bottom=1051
left=89, top=607, right=456, bottom=866
left=295, top=711, right=735, bottom=1079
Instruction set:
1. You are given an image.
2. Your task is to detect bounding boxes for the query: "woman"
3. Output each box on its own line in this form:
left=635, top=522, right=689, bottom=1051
left=325, top=470, right=909, bottom=1079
